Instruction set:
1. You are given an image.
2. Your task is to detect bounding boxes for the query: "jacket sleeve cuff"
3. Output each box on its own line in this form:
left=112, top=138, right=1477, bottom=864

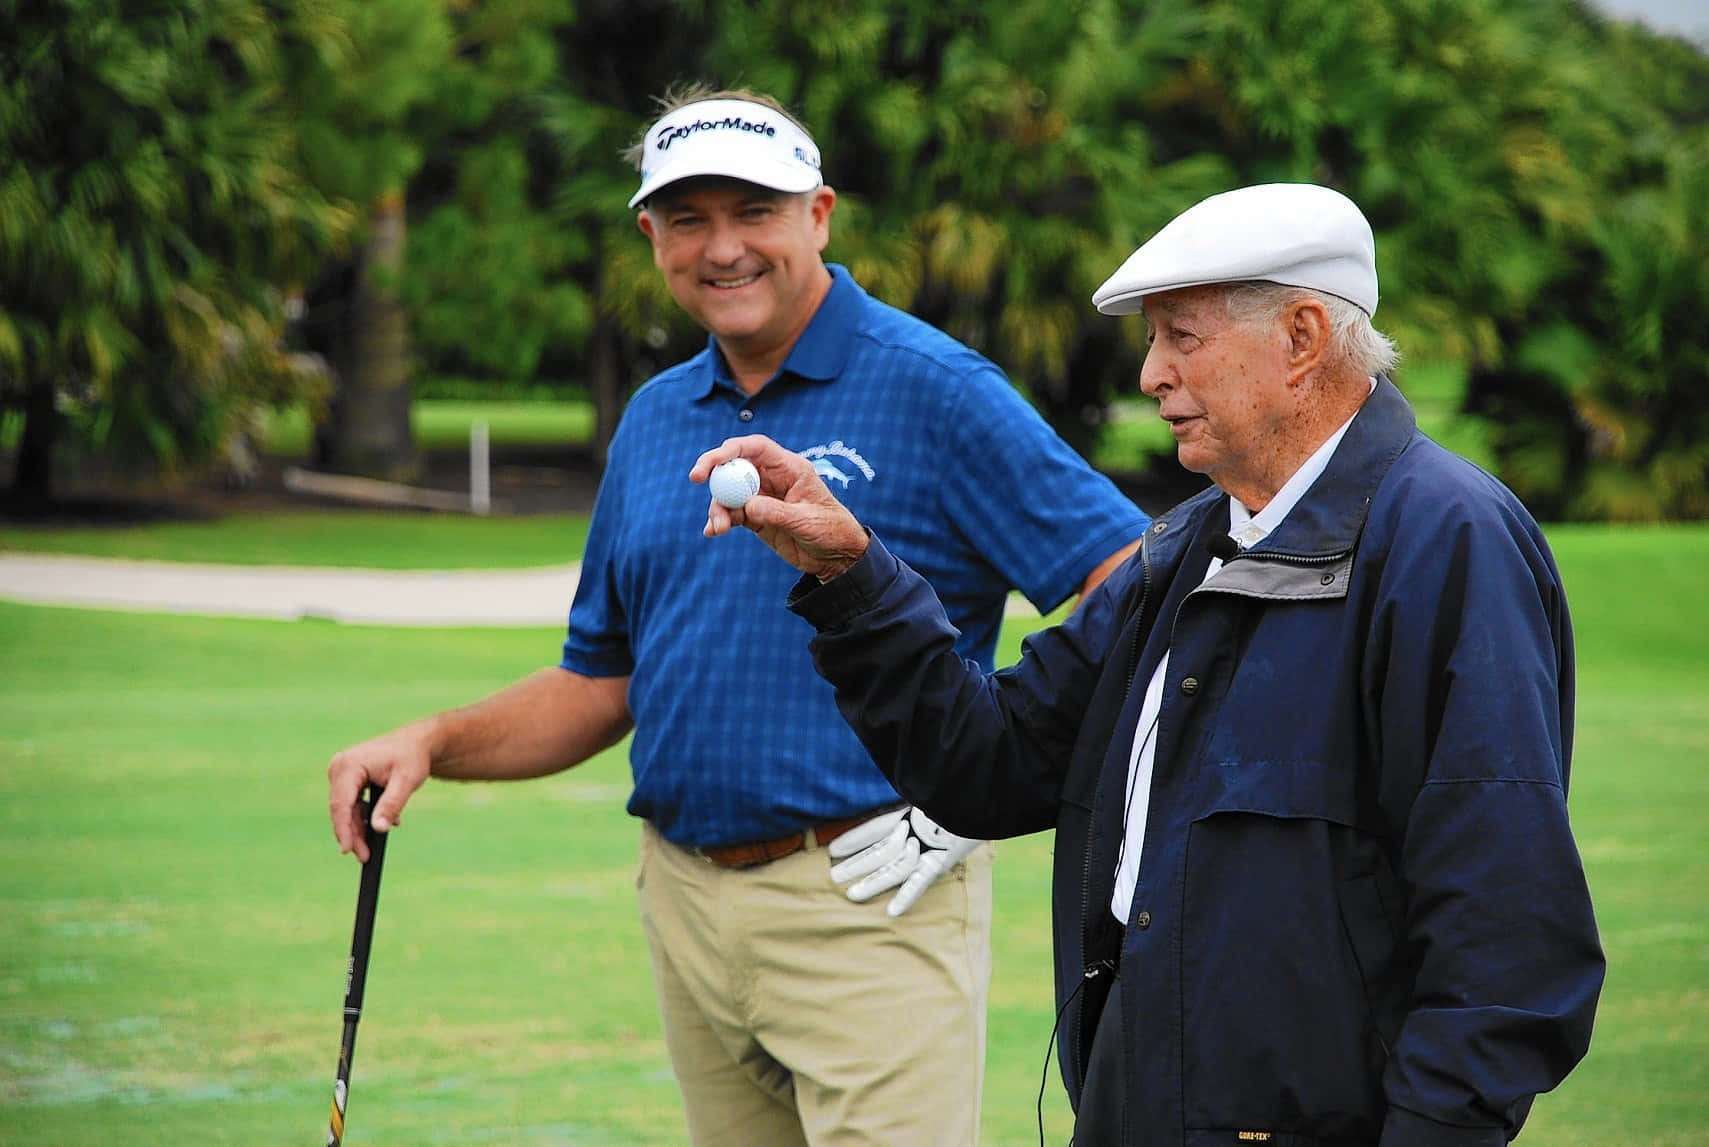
left=787, top=530, right=896, bottom=630
left=1380, top=1107, right=1507, bottom=1147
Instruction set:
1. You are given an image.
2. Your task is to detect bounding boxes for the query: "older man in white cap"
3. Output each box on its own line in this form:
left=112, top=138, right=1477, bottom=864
left=326, top=85, right=1150, bottom=1146
left=694, top=182, right=1604, bottom=1145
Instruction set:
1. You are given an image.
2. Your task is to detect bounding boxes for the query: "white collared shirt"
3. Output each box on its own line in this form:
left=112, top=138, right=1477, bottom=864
left=1110, top=390, right=1370, bottom=922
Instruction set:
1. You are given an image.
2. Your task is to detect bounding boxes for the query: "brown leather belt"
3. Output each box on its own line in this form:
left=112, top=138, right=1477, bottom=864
left=696, top=805, right=904, bottom=869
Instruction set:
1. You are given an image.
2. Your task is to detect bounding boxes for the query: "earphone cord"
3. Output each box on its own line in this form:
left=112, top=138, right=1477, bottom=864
left=1041, top=711, right=1154, bottom=1145
left=1037, top=958, right=1117, bottom=1147
left=1111, top=712, right=1160, bottom=889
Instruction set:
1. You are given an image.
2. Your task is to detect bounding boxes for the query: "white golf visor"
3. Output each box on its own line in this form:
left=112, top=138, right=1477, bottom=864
left=629, top=98, right=823, bottom=209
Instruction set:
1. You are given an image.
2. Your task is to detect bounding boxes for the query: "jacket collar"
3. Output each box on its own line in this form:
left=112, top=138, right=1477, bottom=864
left=1142, top=375, right=1417, bottom=568
left=1256, top=374, right=1416, bottom=559
left=692, top=264, right=861, bottom=400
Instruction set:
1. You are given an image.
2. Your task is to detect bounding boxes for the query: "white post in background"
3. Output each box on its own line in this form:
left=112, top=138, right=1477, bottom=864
left=470, top=419, right=491, bottom=515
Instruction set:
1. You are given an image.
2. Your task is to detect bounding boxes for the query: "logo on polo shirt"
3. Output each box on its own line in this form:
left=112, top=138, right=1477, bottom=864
left=801, top=440, right=874, bottom=490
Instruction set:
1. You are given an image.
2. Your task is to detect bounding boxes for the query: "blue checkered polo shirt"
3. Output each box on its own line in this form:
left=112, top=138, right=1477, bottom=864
left=561, top=265, right=1149, bottom=848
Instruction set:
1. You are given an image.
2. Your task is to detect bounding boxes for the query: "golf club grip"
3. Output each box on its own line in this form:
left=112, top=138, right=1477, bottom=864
left=345, top=820, right=388, bottom=1014
left=328, top=784, right=387, bottom=1146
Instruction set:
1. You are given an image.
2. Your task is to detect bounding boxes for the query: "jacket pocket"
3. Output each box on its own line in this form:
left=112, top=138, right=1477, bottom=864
left=1335, top=853, right=1407, bottom=1076
left=1177, top=760, right=1389, bottom=1142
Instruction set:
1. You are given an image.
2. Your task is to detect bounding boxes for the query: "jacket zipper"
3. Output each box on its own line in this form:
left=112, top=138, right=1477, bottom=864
left=1073, top=533, right=1154, bottom=1084
left=1216, top=547, right=1349, bottom=569
left=1072, top=533, right=1348, bottom=1083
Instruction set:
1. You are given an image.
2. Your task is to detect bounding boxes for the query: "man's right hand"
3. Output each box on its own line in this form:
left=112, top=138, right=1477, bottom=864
left=327, top=721, right=435, bottom=861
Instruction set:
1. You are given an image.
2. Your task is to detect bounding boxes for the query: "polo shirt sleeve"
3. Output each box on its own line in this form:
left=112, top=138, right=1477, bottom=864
left=936, top=363, right=1149, bottom=614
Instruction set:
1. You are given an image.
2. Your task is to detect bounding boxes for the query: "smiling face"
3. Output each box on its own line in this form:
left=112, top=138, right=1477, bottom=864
left=638, top=178, right=836, bottom=389
left=1138, top=286, right=1300, bottom=507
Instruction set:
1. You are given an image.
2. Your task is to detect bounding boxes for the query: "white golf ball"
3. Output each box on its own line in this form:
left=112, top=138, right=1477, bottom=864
left=708, top=457, right=761, bottom=509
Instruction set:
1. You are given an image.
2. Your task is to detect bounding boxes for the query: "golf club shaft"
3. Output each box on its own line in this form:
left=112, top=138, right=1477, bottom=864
left=327, top=784, right=387, bottom=1146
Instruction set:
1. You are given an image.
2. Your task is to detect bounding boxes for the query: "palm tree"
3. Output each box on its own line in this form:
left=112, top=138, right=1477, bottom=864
left=0, top=0, right=350, bottom=503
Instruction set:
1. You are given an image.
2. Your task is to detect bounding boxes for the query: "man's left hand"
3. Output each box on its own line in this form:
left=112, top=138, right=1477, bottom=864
left=828, top=807, right=982, bottom=917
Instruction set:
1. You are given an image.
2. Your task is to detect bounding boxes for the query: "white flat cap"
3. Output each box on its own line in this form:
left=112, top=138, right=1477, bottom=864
left=1092, top=183, right=1379, bottom=316
left=629, top=98, right=823, bottom=209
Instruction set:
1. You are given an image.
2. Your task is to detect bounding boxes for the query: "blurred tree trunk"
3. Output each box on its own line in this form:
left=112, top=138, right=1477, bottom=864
left=588, top=312, right=628, bottom=470
left=9, top=383, right=59, bottom=502
left=314, top=193, right=420, bottom=482
left=1047, top=324, right=1136, bottom=463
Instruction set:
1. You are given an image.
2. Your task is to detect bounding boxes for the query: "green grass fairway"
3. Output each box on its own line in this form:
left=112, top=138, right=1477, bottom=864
left=0, top=510, right=591, bottom=569
left=1527, top=526, right=1709, bottom=1146
left=1, top=525, right=1705, bottom=1144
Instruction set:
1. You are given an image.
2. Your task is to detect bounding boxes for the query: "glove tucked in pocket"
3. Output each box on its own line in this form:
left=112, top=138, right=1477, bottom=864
left=828, top=807, right=983, bottom=917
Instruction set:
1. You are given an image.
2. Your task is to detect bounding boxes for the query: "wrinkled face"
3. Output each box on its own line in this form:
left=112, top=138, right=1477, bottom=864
left=1138, top=286, right=1295, bottom=498
left=638, top=178, right=835, bottom=362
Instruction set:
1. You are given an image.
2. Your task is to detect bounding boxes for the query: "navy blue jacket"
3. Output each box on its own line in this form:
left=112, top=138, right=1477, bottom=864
left=790, top=379, right=1603, bottom=1145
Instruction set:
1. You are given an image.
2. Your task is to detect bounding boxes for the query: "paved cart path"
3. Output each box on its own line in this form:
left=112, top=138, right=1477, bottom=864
left=0, top=552, right=582, bottom=627
left=0, top=551, right=1042, bottom=627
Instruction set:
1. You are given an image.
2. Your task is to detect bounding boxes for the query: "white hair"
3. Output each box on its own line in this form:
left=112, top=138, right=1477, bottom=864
left=1220, top=281, right=1399, bottom=377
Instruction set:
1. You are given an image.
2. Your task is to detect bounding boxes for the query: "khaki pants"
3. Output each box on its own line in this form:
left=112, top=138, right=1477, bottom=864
left=637, top=820, right=993, bottom=1147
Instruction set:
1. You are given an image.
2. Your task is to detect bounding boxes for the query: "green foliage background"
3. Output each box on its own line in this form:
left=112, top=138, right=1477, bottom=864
left=3, top=0, right=1706, bottom=515
left=0, top=0, right=353, bottom=483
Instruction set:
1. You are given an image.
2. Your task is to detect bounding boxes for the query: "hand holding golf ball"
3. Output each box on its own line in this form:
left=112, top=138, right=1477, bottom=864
left=690, top=435, right=869, bottom=581
left=707, top=457, right=761, bottom=509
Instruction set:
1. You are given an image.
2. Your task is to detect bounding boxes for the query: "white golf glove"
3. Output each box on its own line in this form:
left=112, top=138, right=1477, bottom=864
left=827, top=807, right=983, bottom=917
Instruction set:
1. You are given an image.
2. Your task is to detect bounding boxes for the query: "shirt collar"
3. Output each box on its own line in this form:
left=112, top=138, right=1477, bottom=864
left=694, top=264, right=860, bottom=400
